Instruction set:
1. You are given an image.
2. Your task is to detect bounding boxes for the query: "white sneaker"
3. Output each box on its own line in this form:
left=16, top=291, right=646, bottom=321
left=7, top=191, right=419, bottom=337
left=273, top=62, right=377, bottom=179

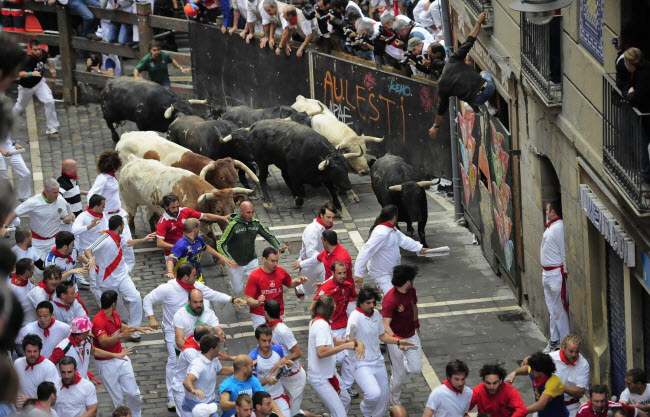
left=77, top=275, right=90, bottom=287
left=542, top=340, right=560, bottom=353
left=129, top=331, right=141, bottom=342
left=45, top=127, right=59, bottom=135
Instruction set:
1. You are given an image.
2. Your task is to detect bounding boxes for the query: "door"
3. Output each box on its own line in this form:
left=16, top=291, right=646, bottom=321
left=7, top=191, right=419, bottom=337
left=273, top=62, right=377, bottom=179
left=607, top=245, right=627, bottom=398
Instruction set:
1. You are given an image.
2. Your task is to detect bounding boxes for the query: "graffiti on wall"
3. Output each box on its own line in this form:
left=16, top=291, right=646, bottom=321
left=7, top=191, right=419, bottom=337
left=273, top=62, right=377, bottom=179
left=490, top=121, right=514, bottom=270
left=458, top=105, right=477, bottom=206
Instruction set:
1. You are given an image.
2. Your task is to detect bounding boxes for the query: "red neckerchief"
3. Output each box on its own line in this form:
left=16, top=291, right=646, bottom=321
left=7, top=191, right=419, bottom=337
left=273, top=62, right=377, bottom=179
left=176, top=278, right=195, bottom=292
left=312, top=315, right=331, bottom=325
left=546, top=217, right=562, bottom=228
left=53, top=299, right=71, bottom=311
left=11, top=273, right=28, bottom=287
left=559, top=349, right=577, bottom=366
left=41, top=318, right=56, bottom=337
left=355, top=307, right=373, bottom=318
left=106, top=171, right=116, bottom=178
left=378, top=221, right=395, bottom=229
left=443, top=380, right=464, bottom=395
left=62, top=170, right=78, bottom=181
left=316, top=217, right=333, bottom=230
left=37, top=280, right=54, bottom=295
left=532, top=374, right=550, bottom=391
left=289, top=15, right=297, bottom=25
left=182, top=335, right=200, bottom=351
left=86, top=207, right=103, bottom=218
left=105, top=230, right=121, bottom=246
left=62, top=371, right=82, bottom=388
left=267, top=318, right=283, bottom=327
left=69, top=335, right=88, bottom=360
left=51, top=247, right=74, bottom=263
left=34, top=401, right=47, bottom=411
left=25, top=354, right=46, bottom=370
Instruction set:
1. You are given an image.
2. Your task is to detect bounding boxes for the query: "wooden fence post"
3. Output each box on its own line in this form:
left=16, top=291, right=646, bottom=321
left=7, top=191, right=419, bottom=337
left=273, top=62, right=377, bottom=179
left=136, top=2, right=153, bottom=59
left=55, top=5, right=75, bottom=104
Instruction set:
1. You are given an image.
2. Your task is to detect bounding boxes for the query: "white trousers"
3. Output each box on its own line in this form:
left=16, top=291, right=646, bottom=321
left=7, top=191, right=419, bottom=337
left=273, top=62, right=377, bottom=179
left=387, top=333, right=422, bottom=404
left=120, top=210, right=135, bottom=272
left=273, top=395, right=290, bottom=417
left=280, top=367, right=306, bottom=416
left=164, top=329, right=177, bottom=404
left=332, top=328, right=354, bottom=389
left=13, top=79, right=59, bottom=130
left=307, top=374, right=350, bottom=417
left=251, top=313, right=283, bottom=330
left=96, top=357, right=143, bottom=417
left=226, top=258, right=258, bottom=294
left=298, top=262, right=325, bottom=297
left=354, top=357, right=389, bottom=417
left=372, top=274, right=393, bottom=295
left=98, top=276, right=142, bottom=327
left=173, top=387, right=185, bottom=417
left=0, top=141, right=31, bottom=200
left=542, top=272, right=569, bottom=342
left=32, top=237, right=56, bottom=260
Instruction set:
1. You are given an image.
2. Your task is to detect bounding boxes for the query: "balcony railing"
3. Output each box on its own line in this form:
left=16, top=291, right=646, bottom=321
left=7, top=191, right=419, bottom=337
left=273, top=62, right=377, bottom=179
left=603, top=73, right=650, bottom=212
left=521, top=14, right=562, bottom=106
left=461, top=0, right=494, bottom=29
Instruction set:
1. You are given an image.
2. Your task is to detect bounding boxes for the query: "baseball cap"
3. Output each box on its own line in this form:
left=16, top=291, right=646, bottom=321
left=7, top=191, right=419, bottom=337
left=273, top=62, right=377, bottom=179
left=70, top=316, right=93, bottom=334
left=407, top=37, right=423, bottom=52
left=192, top=403, right=218, bottom=417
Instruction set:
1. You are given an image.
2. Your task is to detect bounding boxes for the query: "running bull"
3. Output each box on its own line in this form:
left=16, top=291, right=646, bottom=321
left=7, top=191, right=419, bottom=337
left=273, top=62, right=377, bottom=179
left=220, top=105, right=312, bottom=127
left=100, top=78, right=208, bottom=143
left=370, top=154, right=436, bottom=247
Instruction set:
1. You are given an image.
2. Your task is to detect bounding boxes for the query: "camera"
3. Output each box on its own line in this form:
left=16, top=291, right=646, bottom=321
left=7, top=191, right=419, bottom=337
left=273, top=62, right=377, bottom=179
left=399, top=50, right=424, bottom=66
left=301, top=3, right=317, bottom=20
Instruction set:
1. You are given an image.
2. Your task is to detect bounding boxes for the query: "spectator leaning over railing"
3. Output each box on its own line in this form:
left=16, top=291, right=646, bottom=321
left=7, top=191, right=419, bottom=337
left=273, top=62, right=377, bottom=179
left=259, top=0, right=286, bottom=50
left=134, top=40, right=188, bottom=88
left=100, top=0, right=134, bottom=45
left=277, top=5, right=319, bottom=58
left=52, top=0, right=102, bottom=40
left=85, top=52, right=121, bottom=76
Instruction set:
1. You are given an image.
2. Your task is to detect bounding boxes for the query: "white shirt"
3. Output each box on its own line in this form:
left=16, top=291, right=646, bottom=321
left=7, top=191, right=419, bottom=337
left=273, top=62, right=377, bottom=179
left=300, top=219, right=325, bottom=260
left=17, top=320, right=71, bottom=358
left=14, top=194, right=69, bottom=239
left=540, top=219, right=566, bottom=274
left=425, top=383, right=472, bottom=417
left=11, top=245, right=40, bottom=264
left=29, top=408, right=59, bottom=417
left=250, top=345, right=286, bottom=398
left=260, top=0, right=286, bottom=25
left=51, top=336, right=93, bottom=379
left=173, top=305, right=220, bottom=343
left=51, top=295, right=87, bottom=324
left=87, top=232, right=129, bottom=285
left=143, top=279, right=230, bottom=332
left=186, top=354, right=222, bottom=403
left=44, top=248, right=80, bottom=288
left=71, top=210, right=108, bottom=251
left=271, top=322, right=300, bottom=372
left=620, top=384, right=650, bottom=405
left=87, top=173, right=121, bottom=214
left=102, top=54, right=122, bottom=77
left=280, top=9, right=313, bottom=38
left=549, top=350, right=590, bottom=406
left=11, top=278, right=34, bottom=305
left=55, top=377, right=97, bottom=417
left=307, top=318, right=335, bottom=380
left=21, top=286, right=52, bottom=324
left=14, top=356, right=62, bottom=397
left=346, top=308, right=384, bottom=363
left=174, top=347, right=201, bottom=393
left=354, top=224, right=423, bottom=278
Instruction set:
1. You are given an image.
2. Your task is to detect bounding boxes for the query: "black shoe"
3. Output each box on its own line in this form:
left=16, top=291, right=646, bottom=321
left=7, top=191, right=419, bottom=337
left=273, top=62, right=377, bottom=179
left=167, top=402, right=176, bottom=412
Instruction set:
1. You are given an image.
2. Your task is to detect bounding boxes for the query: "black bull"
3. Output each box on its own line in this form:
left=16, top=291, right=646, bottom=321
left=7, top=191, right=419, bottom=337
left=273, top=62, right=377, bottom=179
left=220, top=105, right=312, bottom=128
left=370, top=154, right=436, bottom=247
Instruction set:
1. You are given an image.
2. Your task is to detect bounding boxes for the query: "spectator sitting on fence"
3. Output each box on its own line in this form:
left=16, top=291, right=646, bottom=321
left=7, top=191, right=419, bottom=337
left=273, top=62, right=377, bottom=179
left=276, top=5, right=318, bottom=58
left=134, top=40, right=188, bottom=89
left=85, top=52, right=121, bottom=76
left=52, top=0, right=103, bottom=40
left=100, top=0, right=134, bottom=45
left=428, top=12, right=493, bottom=140
left=259, top=0, right=286, bottom=50
left=221, top=0, right=247, bottom=35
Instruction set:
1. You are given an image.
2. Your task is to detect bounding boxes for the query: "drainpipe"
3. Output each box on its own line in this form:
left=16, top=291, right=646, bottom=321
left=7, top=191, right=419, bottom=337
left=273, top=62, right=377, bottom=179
left=440, top=0, right=463, bottom=221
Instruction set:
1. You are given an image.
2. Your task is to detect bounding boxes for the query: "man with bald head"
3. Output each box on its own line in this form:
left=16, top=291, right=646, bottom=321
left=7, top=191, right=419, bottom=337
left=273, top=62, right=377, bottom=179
left=58, top=159, right=87, bottom=221
left=217, top=201, right=287, bottom=294
left=219, top=355, right=286, bottom=417
left=173, top=288, right=225, bottom=349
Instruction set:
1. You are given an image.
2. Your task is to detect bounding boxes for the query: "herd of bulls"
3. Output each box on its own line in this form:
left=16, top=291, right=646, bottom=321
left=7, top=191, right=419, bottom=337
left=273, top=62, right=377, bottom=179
left=100, top=78, right=435, bottom=247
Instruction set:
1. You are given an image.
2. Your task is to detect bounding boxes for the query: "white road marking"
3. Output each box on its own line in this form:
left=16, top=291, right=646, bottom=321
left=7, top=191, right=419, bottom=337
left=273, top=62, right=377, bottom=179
left=26, top=101, right=44, bottom=191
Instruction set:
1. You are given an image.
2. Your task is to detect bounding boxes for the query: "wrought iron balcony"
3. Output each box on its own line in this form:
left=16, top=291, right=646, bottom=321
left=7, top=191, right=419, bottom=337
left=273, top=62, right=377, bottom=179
left=520, top=14, right=563, bottom=106
left=603, top=73, right=650, bottom=212
left=461, top=0, right=494, bottom=29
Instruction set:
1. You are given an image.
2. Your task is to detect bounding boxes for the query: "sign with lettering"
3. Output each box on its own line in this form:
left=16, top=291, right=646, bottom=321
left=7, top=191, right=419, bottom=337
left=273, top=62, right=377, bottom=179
left=578, top=184, right=635, bottom=267
left=579, top=0, right=604, bottom=64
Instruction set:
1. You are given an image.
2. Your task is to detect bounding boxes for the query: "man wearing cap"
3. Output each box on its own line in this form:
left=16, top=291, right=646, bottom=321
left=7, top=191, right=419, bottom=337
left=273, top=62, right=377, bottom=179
left=55, top=356, right=98, bottom=417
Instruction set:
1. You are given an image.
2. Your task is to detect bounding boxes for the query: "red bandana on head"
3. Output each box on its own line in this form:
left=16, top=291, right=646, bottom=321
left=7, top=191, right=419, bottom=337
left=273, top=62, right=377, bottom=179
left=25, top=355, right=46, bottom=370
left=37, top=280, right=54, bottom=295
left=267, top=318, right=283, bottom=327
left=316, top=217, right=333, bottom=230
left=176, top=278, right=195, bottom=292
left=11, top=273, right=28, bottom=287
left=51, top=247, right=74, bottom=263
left=443, top=380, right=464, bottom=395
left=559, top=349, right=577, bottom=366
left=86, top=207, right=103, bottom=218
left=62, top=371, right=82, bottom=388
left=62, top=170, right=78, bottom=181
left=355, top=307, right=373, bottom=318
left=41, top=318, right=56, bottom=337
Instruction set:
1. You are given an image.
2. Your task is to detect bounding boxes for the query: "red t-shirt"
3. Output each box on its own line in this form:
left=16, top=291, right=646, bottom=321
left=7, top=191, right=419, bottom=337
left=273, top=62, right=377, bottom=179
left=470, top=382, right=527, bottom=417
left=315, top=278, right=357, bottom=330
left=576, top=401, right=637, bottom=417
left=317, top=244, right=353, bottom=284
left=245, top=267, right=293, bottom=316
left=381, top=287, right=417, bottom=338
left=156, top=208, right=203, bottom=255
left=92, top=309, right=122, bottom=357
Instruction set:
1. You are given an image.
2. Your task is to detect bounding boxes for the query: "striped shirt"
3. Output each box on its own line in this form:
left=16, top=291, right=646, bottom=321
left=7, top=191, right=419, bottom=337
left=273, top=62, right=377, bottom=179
left=58, top=174, right=82, bottom=216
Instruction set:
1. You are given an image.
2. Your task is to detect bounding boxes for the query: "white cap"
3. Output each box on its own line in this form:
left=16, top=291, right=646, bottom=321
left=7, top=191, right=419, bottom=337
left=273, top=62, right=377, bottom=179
left=191, top=403, right=219, bottom=417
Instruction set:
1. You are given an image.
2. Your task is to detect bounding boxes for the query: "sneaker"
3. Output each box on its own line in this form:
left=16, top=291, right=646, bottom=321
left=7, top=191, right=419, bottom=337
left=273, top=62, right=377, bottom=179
left=542, top=340, right=559, bottom=353
left=347, top=388, right=359, bottom=398
left=129, top=331, right=141, bottom=342
left=45, top=127, right=58, bottom=135
left=85, top=33, right=102, bottom=41
left=77, top=275, right=90, bottom=288
left=167, top=402, right=176, bottom=412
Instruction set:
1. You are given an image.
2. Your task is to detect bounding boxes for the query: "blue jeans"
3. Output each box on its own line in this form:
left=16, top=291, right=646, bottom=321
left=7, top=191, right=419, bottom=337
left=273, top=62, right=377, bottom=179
left=470, top=71, right=496, bottom=107
left=107, top=22, right=133, bottom=44
left=67, top=0, right=100, bottom=36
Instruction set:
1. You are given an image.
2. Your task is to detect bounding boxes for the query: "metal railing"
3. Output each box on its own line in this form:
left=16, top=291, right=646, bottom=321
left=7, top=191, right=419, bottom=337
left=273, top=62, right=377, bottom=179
left=520, top=14, right=562, bottom=106
left=603, top=73, right=650, bottom=212
left=461, top=0, right=494, bottom=29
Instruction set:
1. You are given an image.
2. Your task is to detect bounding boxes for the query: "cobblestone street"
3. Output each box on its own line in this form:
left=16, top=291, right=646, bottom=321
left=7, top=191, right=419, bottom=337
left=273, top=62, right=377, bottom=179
left=9, top=97, right=549, bottom=416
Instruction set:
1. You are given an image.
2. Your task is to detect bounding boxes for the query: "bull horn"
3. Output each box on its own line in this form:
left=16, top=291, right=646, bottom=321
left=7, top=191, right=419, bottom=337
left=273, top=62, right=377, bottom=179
left=318, top=159, right=329, bottom=171
left=188, top=99, right=208, bottom=104
left=220, top=134, right=233, bottom=143
left=363, top=135, right=384, bottom=143
left=417, top=180, right=435, bottom=188
left=164, top=104, right=174, bottom=119
left=197, top=193, right=214, bottom=206
left=199, top=161, right=216, bottom=180
left=343, top=145, right=363, bottom=160
left=388, top=184, right=403, bottom=192
left=231, top=187, right=254, bottom=194
left=232, top=159, right=260, bottom=184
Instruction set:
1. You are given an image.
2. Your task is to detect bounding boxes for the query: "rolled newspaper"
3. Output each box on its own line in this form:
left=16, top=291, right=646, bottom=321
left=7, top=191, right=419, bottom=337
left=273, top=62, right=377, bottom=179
left=417, top=246, right=450, bottom=258
left=9, top=148, right=26, bottom=155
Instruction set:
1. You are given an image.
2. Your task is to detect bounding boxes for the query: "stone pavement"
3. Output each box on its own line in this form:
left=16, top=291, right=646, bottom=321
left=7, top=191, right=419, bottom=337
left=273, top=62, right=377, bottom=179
left=6, top=96, right=550, bottom=416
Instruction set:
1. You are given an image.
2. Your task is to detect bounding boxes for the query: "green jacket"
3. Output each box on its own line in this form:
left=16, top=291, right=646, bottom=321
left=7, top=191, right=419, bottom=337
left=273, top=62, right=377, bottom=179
left=216, top=213, right=282, bottom=265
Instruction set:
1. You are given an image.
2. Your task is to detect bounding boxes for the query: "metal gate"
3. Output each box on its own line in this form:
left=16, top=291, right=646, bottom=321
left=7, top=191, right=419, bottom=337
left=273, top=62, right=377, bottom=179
left=607, top=245, right=627, bottom=397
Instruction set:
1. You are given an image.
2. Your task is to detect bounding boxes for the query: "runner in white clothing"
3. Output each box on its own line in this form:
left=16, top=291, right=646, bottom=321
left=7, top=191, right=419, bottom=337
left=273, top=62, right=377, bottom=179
left=11, top=228, right=43, bottom=274
left=549, top=334, right=590, bottom=417
left=354, top=205, right=426, bottom=294
left=21, top=265, right=62, bottom=324
left=423, top=360, right=473, bottom=417
left=173, top=289, right=224, bottom=349
left=51, top=281, right=87, bottom=324
left=85, top=215, right=155, bottom=334
left=10, top=258, right=35, bottom=306
left=55, top=356, right=98, bottom=417
left=172, top=326, right=214, bottom=417
left=346, top=285, right=414, bottom=417
left=0, top=135, right=31, bottom=201
left=14, top=334, right=62, bottom=402
left=295, top=202, right=335, bottom=297
left=1, top=178, right=73, bottom=259
left=44, top=231, right=89, bottom=292
left=16, top=301, right=71, bottom=357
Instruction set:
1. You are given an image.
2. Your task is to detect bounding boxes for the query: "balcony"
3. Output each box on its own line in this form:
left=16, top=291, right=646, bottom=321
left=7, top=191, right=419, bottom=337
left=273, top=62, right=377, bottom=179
left=461, top=0, right=494, bottom=29
left=602, top=73, right=650, bottom=212
left=520, top=14, right=563, bottom=106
